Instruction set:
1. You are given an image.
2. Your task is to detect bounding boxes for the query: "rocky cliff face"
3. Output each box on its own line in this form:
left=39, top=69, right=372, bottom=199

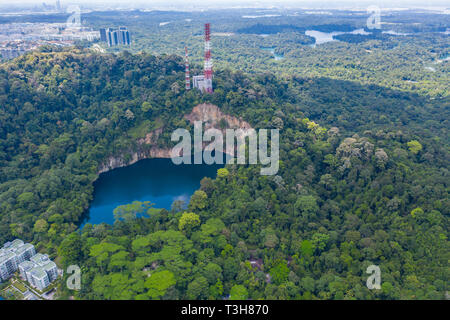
left=97, top=147, right=172, bottom=174
left=184, top=103, right=251, bottom=131
left=97, top=103, right=252, bottom=174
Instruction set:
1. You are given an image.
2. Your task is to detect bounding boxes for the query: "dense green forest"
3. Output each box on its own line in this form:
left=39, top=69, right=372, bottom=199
left=0, top=43, right=448, bottom=299
left=80, top=9, right=449, bottom=97
left=0, top=8, right=448, bottom=301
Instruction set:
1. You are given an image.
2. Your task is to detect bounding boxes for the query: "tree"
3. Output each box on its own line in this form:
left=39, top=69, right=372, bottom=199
left=269, top=261, right=289, bottom=285
left=295, top=195, right=319, bottom=218
left=141, top=101, right=153, bottom=113
left=381, top=282, right=394, bottom=296
left=187, top=276, right=209, bottom=299
left=410, top=207, right=425, bottom=219
left=17, top=192, right=34, bottom=207
left=407, top=140, right=422, bottom=154
left=300, top=240, right=314, bottom=257
left=89, top=242, right=124, bottom=270
left=311, top=233, right=330, bottom=252
left=109, top=251, right=129, bottom=271
left=171, top=200, right=186, bottom=213
left=145, top=270, right=176, bottom=299
left=210, top=279, right=224, bottom=298
left=345, top=230, right=361, bottom=243
left=58, top=232, right=83, bottom=267
left=113, top=201, right=153, bottom=223
left=299, top=276, right=315, bottom=293
left=217, top=168, right=229, bottom=178
left=33, top=219, right=48, bottom=233
left=201, top=218, right=225, bottom=237
left=230, top=285, right=248, bottom=300
left=178, top=212, right=200, bottom=233
left=189, top=190, right=208, bottom=211
left=203, top=262, right=223, bottom=284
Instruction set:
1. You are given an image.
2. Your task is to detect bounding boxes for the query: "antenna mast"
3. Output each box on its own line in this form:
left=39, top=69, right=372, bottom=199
left=185, top=46, right=190, bottom=90
left=204, top=23, right=213, bottom=93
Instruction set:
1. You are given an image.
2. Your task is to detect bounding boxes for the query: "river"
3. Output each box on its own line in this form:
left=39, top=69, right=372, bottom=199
left=306, top=28, right=371, bottom=46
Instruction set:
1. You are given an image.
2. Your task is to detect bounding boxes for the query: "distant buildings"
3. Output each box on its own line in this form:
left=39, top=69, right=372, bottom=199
left=100, top=27, right=131, bottom=47
left=0, top=23, right=100, bottom=60
left=100, top=28, right=107, bottom=42
left=56, top=0, right=62, bottom=13
left=0, top=239, right=59, bottom=291
left=0, top=48, right=27, bottom=60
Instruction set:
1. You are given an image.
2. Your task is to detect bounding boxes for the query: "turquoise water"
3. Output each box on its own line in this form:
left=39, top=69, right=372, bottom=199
left=261, top=47, right=284, bottom=60
left=82, top=157, right=222, bottom=226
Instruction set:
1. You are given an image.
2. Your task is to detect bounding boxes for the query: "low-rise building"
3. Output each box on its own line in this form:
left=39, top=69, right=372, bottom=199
left=15, top=243, right=36, bottom=265
left=25, top=253, right=58, bottom=290
left=0, top=239, right=30, bottom=281
left=30, top=267, right=50, bottom=291
left=18, top=261, right=35, bottom=284
left=30, top=253, right=50, bottom=266
left=0, top=251, right=17, bottom=282
left=193, top=75, right=208, bottom=91
left=42, top=261, right=58, bottom=283
left=1, top=239, right=59, bottom=291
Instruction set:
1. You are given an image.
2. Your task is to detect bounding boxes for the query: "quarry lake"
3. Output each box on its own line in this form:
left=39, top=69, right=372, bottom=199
left=82, top=158, right=222, bottom=226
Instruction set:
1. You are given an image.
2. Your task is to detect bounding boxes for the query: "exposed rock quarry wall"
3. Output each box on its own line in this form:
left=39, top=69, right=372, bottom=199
left=97, top=103, right=252, bottom=174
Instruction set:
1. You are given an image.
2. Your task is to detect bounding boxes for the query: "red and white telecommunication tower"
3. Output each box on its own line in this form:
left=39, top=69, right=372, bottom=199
left=185, top=46, right=190, bottom=90
left=203, top=23, right=213, bottom=93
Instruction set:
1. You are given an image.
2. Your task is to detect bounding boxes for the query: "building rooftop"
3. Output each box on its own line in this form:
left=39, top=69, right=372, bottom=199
left=9, top=239, right=24, bottom=251
left=16, top=243, right=34, bottom=255
left=2, top=241, right=12, bottom=249
left=30, top=267, right=47, bottom=280
left=42, top=261, right=56, bottom=271
left=30, top=253, right=49, bottom=266
left=19, top=260, right=34, bottom=271
left=0, top=251, right=16, bottom=264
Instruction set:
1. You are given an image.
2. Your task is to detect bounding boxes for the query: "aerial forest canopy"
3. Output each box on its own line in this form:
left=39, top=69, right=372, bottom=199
left=0, top=47, right=448, bottom=299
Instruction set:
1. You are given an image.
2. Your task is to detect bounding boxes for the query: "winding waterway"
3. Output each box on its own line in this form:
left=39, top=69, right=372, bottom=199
left=83, top=158, right=222, bottom=226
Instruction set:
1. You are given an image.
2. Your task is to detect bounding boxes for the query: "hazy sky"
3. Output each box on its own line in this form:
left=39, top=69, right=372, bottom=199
left=0, top=0, right=448, bottom=9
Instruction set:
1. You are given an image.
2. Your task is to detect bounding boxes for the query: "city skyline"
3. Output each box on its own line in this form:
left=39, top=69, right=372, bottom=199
left=1, top=0, right=449, bottom=10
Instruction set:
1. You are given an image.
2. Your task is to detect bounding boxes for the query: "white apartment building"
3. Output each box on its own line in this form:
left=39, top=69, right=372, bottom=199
left=30, top=267, right=50, bottom=291
left=0, top=251, right=17, bottom=282
left=18, top=260, right=35, bottom=284
left=15, top=243, right=36, bottom=265
left=1, top=239, right=58, bottom=291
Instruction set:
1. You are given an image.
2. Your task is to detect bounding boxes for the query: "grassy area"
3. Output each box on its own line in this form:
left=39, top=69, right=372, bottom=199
left=13, top=282, right=27, bottom=293
left=128, top=118, right=164, bottom=139
left=1, top=286, right=23, bottom=300
left=11, top=290, right=23, bottom=300
left=128, top=120, right=154, bottom=139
